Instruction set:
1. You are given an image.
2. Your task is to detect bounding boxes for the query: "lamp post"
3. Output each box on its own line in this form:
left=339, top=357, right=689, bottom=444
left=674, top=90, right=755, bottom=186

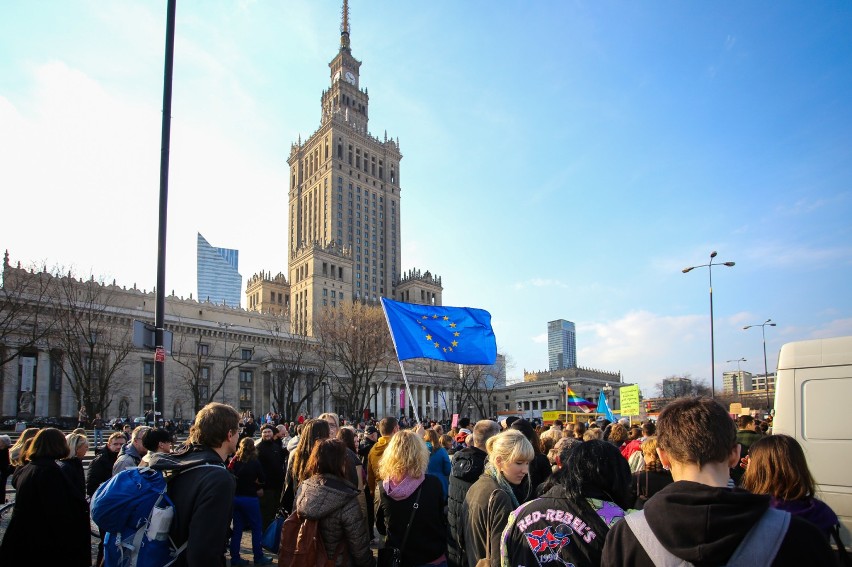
left=726, top=358, right=747, bottom=400
left=744, top=319, right=776, bottom=410
left=683, top=251, right=736, bottom=398
left=558, top=378, right=569, bottom=422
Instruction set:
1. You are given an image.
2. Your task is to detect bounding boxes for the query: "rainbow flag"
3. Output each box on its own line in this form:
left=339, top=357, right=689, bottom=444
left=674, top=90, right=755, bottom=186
left=566, top=387, right=596, bottom=409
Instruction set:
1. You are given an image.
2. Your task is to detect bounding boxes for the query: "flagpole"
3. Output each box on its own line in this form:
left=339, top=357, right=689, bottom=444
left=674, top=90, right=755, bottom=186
left=398, top=360, right=421, bottom=424
left=380, top=299, right=422, bottom=424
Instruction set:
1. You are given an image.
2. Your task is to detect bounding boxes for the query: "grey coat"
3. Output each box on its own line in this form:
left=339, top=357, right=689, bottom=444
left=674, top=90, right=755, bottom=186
left=295, top=474, right=375, bottom=567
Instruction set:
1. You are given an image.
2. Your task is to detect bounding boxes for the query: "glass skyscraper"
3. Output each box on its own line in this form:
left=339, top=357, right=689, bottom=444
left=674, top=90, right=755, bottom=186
left=197, top=232, right=242, bottom=307
left=548, top=319, right=577, bottom=370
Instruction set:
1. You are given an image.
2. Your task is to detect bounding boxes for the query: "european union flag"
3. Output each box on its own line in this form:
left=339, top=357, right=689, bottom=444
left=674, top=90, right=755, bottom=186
left=381, top=297, right=497, bottom=365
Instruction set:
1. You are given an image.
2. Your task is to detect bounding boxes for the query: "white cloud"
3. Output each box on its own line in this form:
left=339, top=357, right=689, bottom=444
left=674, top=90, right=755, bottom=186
left=576, top=310, right=708, bottom=394
left=531, top=332, right=547, bottom=344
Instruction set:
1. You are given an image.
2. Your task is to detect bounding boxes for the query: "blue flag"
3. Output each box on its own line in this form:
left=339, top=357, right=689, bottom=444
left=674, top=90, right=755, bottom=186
left=596, top=390, right=615, bottom=422
left=381, top=297, right=497, bottom=365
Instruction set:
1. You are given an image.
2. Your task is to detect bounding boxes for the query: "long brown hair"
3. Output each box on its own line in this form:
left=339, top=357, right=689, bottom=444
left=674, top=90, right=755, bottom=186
left=292, top=419, right=330, bottom=482
left=234, top=437, right=258, bottom=462
left=742, top=434, right=815, bottom=501
left=303, top=438, right=347, bottom=480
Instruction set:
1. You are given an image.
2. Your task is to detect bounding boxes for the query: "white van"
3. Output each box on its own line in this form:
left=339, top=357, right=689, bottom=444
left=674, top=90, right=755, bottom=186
left=773, top=335, right=852, bottom=548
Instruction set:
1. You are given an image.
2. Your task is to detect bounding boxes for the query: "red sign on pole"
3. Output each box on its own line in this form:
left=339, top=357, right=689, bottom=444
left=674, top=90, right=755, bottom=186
left=155, top=347, right=166, bottom=362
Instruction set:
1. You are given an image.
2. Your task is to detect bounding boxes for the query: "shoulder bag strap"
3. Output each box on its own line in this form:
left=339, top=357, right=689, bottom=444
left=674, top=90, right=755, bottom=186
left=725, top=507, right=790, bottom=567
left=398, top=485, right=423, bottom=553
left=624, top=510, right=693, bottom=567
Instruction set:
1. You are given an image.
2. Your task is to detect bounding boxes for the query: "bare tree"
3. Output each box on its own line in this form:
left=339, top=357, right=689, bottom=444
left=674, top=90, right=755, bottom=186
left=455, top=354, right=508, bottom=419
left=0, top=256, right=55, bottom=367
left=170, top=328, right=253, bottom=414
left=314, top=302, right=394, bottom=420
left=49, top=272, right=133, bottom=418
left=263, top=316, right=329, bottom=420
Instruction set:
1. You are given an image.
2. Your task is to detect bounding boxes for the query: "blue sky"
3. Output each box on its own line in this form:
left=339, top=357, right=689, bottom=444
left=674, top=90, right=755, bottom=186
left=2, top=1, right=850, bottom=395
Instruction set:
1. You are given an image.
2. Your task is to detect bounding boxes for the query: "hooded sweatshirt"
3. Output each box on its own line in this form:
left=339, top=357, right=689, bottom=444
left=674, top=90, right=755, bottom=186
left=294, top=474, right=374, bottom=567
left=148, top=444, right=235, bottom=567
left=366, top=435, right=392, bottom=491
left=601, top=480, right=836, bottom=567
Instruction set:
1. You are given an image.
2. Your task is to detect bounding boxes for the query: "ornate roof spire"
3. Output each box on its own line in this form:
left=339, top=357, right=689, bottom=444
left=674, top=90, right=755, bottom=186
left=340, top=0, right=351, bottom=52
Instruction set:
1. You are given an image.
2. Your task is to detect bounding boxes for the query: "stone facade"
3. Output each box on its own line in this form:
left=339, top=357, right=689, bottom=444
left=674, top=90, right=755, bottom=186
left=1, top=256, right=481, bottom=423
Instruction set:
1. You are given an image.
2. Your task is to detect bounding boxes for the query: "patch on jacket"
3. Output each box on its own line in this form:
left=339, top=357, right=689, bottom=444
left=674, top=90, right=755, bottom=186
left=524, top=524, right=575, bottom=566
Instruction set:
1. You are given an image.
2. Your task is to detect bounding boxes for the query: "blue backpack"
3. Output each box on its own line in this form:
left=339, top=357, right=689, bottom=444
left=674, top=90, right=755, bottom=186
left=91, top=466, right=198, bottom=567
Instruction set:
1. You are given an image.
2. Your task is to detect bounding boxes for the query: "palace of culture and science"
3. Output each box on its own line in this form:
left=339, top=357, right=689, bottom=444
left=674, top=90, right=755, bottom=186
left=246, top=2, right=443, bottom=334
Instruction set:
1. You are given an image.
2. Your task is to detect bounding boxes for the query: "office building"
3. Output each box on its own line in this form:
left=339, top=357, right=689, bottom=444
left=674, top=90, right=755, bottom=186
left=548, top=319, right=577, bottom=370
left=662, top=376, right=693, bottom=398
left=197, top=232, right=242, bottom=307
left=722, top=370, right=754, bottom=395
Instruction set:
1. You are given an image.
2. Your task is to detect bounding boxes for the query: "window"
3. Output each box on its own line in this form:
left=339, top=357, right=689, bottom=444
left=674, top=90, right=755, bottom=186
left=241, top=348, right=253, bottom=361
left=239, top=370, right=253, bottom=406
left=143, top=361, right=154, bottom=377
left=198, top=343, right=209, bottom=356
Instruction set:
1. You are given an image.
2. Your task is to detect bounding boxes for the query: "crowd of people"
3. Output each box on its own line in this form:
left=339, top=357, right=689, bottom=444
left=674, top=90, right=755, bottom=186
left=0, top=399, right=846, bottom=567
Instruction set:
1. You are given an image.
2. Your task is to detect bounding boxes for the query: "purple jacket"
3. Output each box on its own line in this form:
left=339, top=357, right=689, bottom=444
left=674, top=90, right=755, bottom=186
left=770, top=496, right=838, bottom=537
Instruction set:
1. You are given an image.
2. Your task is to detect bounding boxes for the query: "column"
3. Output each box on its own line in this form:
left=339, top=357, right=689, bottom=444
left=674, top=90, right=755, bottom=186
left=35, top=349, right=51, bottom=416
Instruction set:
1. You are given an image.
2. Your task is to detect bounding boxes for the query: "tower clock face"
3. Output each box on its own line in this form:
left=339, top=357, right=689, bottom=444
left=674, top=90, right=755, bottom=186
left=344, top=71, right=356, bottom=85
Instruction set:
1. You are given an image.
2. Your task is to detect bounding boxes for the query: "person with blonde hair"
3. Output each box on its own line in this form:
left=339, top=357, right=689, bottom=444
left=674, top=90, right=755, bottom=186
left=583, top=427, right=603, bottom=442
left=461, top=429, right=534, bottom=567
left=9, top=427, right=38, bottom=466
left=318, top=412, right=340, bottom=437
left=376, top=429, right=448, bottom=567
left=59, top=432, right=89, bottom=499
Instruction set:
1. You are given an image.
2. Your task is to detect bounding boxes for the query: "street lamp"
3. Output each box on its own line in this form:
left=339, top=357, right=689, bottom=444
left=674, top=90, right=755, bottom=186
left=558, top=378, right=569, bottom=422
left=726, top=358, right=747, bottom=400
left=744, top=319, right=777, bottom=410
left=683, top=251, right=736, bottom=398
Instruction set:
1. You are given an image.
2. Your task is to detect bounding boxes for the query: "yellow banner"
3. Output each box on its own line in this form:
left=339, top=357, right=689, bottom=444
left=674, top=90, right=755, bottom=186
left=619, top=385, right=641, bottom=416
left=542, top=410, right=563, bottom=422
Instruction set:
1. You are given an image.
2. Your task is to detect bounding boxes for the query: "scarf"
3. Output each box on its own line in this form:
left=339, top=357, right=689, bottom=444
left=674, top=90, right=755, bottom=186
left=383, top=473, right=425, bottom=501
left=484, top=461, right=524, bottom=508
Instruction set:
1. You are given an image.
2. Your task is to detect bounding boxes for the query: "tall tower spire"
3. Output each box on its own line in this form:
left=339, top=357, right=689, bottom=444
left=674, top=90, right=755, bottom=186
left=340, top=0, right=351, bottom=52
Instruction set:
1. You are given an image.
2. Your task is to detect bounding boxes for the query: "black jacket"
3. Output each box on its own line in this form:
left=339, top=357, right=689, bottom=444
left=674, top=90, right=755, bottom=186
left=0, top=457, right=91, bottom=566
left=448, top=446, right=488, bottom=567
left=149, top=445, right=235, bottom=567
left=86, top=448, right=119, bottom=497
left=376, top=474, right=447, bottom=567
left=501, top=485, right=627, bottom=567
left=230, top=458, right=266, bottom=497
left=630, top=468, right=673, bottom=510
left=461, top=473, right=520, bottom=567
left=601, top=480, right=836, bottom=567
left=257, top=439, right=286, bottom=490
left=58, top=456, right=86, bottom=499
